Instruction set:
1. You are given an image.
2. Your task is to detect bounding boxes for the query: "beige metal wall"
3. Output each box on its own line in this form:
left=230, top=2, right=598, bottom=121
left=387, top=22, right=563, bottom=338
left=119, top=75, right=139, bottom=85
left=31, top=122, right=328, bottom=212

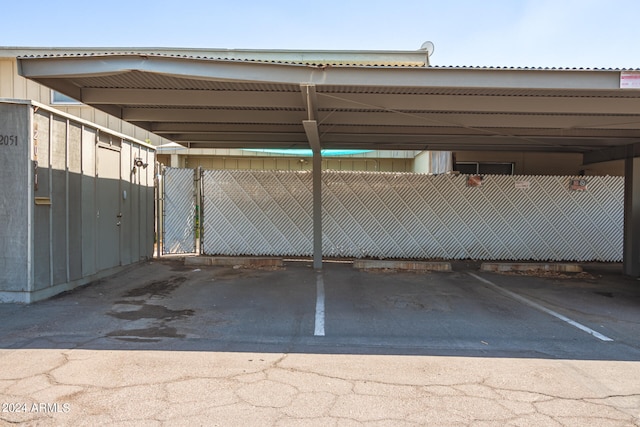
left=159, top=151, right=621, bottom=176
left=158, top=154, right=413, bottom=172
left=0, top=56, right=171, bottom=148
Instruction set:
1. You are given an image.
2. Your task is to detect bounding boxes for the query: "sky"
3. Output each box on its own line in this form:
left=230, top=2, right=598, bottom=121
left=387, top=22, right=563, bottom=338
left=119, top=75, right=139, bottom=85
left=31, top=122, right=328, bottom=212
left=4, top=0, right=640, bottom=69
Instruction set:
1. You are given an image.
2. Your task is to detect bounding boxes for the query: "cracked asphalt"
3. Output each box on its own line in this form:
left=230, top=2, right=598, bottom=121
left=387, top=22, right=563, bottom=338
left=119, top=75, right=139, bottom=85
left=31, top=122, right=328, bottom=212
left=1, top=258, right=639, bottom=426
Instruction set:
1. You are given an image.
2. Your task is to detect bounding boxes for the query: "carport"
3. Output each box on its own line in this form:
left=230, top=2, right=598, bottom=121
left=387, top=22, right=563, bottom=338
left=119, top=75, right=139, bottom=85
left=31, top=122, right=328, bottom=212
left=17, top=48, right=640, bottom=275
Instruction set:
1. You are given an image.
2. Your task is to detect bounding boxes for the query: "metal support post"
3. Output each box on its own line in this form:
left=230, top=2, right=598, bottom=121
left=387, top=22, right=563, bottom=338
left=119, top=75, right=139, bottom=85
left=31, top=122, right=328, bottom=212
left=313, top=149, right=323, bottom=270
left=623, top=156, right=640, bottom=276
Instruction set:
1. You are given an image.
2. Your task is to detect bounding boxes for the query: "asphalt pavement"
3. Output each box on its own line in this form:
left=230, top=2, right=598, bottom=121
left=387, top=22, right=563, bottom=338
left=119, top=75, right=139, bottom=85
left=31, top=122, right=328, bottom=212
left=1, top=258, right=639, bottom=425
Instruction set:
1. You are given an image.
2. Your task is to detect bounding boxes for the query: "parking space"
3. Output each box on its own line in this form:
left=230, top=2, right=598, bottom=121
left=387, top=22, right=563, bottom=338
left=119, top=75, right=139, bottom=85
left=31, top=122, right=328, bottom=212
left=325, top=266, right=585, bottom=356
left=467, top=265, right=640, bottom=352
left=1, top=258, right=639, bottom=361
left=3, top=257, right=640, bottom=424
left=321, top=263, right=640, bottom=359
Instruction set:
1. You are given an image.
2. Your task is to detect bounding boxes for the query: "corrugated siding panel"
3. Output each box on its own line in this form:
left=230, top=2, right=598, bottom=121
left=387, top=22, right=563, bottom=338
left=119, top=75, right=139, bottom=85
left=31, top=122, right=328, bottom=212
left=0, top=59, right=14, bottom=97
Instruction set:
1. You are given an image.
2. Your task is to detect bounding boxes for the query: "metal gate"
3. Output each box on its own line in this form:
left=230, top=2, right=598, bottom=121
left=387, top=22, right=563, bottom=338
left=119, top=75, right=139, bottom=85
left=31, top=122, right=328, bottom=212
left=162, top=167, right=197, bottom=254
left=199, top=170, right=624, bottom=262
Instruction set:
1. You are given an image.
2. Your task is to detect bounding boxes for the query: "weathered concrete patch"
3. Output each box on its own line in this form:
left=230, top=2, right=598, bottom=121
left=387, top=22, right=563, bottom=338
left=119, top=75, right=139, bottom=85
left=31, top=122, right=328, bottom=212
left=123, top=276, right=187, bottom=298
left=107, top=326, right=185, bottom=340
left=108, top=304, right=194, bottom=321
left=353, top=259, right=452, bottom=272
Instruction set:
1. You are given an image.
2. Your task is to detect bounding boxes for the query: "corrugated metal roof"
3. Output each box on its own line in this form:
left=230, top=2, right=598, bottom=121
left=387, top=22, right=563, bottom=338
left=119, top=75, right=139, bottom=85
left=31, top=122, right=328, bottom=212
left=69, top=73, right=640, bottom=99
left=320, top=86, right=640, bottom=98
left=14, top=48, right=640, bottom=155
left=126, top=105, right=305, bottom=112
left=9, top=47, right=430, bottom=67
left=74, top=72, right=301, bottom=91
left=10, top=48, right=640, bottom=71
left=18, top=52, right=425, bottom=67
left=427, top=64, right=640, bottom=71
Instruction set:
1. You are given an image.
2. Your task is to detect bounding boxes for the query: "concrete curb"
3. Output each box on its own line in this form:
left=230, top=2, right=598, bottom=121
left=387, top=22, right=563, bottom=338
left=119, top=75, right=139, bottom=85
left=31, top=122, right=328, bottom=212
left=480, top=262, right=583, bottom=273
left=353, top=259, right=452, bottom=272
left=185, top=256, right=284, bottom=268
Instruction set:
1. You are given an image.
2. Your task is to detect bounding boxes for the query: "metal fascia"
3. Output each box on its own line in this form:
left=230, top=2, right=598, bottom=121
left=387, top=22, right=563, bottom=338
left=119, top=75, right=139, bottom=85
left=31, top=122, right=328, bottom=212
left=18, top=55, right=625, bottom=90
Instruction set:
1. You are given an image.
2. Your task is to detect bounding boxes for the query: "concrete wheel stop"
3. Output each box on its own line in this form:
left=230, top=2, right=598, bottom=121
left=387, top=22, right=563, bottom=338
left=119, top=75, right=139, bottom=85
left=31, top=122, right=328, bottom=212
left=353, top=259, right=452, bottom=272
left=185, top=256, right=284, bottom=268
left=480, top=262, right=583, bottom=273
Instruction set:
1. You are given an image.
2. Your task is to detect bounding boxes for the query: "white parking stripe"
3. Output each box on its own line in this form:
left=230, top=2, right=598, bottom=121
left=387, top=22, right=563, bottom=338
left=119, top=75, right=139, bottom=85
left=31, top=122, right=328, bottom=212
left=468, top=273, right=614, bottom=342
left=314, top=272, right=325, bottom=336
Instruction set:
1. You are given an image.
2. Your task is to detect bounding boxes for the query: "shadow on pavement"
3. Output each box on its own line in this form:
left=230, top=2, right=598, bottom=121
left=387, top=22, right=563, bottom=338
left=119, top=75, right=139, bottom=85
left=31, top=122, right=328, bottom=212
left=1, top=258, right=639, bottom=361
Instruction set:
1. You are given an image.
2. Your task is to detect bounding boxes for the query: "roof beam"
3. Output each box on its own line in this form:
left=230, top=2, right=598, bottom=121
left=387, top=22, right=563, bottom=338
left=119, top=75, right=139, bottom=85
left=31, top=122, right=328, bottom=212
left=169, top=141, right=311, bottom=149
left=315, top=93, right=640, bottom=115
left=316, top=125, right=640, bottom=138
left=82, top=88, right=303, bottom=108
left=144, top=113, right=640, bottom=134
left=316, top=111, right=640, bottom=129
left=150, top=122, right=302, bottom=133
left=300, top=84, right=319, bottom=120
left=583, top=141, right=640, bottom=164
left=319, top=133, right=631, bottom=145
left=126, top=107, right=640, bottom=130
left=149, top=122, right=640, bottom=138
left=171, top=133, right=617, bottom=151
left=122, top=108, right=306, bottom=123
left=174, top=141, right=596, bottom=152
left=167, top=132, right=307, bottom=143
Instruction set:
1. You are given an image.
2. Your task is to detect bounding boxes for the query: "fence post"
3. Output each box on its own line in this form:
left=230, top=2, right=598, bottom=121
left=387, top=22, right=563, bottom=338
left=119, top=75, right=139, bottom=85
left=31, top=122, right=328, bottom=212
left=195, top=166, right=202, bottom=255
left=155, top=162, right=163, bottom=258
